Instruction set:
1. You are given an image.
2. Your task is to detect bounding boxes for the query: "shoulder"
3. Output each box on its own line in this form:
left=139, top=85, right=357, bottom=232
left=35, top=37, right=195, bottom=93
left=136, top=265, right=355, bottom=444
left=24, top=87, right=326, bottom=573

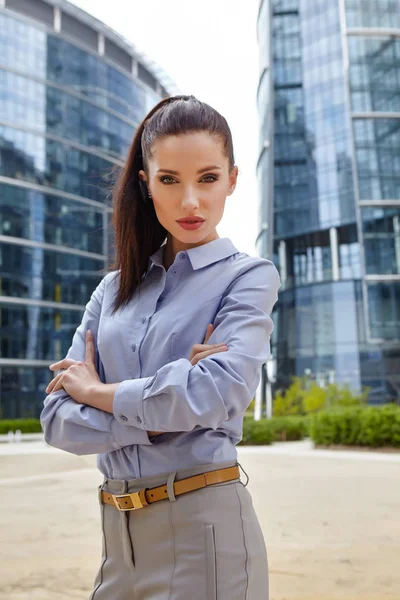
left=102, top=269, right=120, bottom=289
left=229, top=252, right=281, bottom=288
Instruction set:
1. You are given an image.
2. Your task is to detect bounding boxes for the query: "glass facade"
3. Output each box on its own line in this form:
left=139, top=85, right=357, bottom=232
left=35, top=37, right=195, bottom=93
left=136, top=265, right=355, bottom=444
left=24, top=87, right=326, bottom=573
left=0, top=4, right=170, bottom=418
left=257, top=0, right=400, bottom=404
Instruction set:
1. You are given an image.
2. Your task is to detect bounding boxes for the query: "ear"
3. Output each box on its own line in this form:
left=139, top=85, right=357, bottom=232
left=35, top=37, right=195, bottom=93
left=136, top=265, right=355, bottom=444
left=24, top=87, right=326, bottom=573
left=138, top=169, right=147, bottom=183
left=227, top=165, right=238, bottom=196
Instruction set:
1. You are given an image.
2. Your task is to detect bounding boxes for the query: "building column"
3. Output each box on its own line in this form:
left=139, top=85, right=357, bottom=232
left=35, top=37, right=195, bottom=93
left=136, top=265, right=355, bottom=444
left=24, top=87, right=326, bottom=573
left=278, top=239, right=287, bottom=287
left=330, top=226, right=340, bottom=281
left=98, top=33, right=105, bottom=56
left=53, top=7, right=61, bottom=32
left=394, top=216, right=400, bottom=275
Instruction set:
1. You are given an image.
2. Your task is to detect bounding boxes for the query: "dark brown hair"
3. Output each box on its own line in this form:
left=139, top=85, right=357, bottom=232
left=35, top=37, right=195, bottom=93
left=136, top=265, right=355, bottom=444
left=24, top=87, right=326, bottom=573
left=107, top=94, right=236, bottom=316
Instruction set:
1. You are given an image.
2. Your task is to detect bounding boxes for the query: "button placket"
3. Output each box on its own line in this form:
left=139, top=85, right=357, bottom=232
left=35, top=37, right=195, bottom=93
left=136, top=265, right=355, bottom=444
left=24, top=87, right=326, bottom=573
left=167, top=263, right=182, bottom=294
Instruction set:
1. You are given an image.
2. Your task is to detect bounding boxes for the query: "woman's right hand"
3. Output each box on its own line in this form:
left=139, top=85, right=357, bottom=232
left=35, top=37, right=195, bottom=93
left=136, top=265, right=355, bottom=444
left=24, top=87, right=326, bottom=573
left=189, top=323, right=228, bottom=366
left=147, top=324, right=228, bottom=437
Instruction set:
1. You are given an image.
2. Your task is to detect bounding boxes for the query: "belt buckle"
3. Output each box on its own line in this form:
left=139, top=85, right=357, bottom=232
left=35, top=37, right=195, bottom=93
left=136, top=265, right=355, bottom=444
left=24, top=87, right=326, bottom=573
left=113, top=490, right=144, bottom=512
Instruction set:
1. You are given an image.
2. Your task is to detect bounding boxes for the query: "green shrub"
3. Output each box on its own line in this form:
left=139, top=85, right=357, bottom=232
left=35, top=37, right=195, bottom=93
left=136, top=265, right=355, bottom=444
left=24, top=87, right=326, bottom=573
left=274, top=376, right=371, bottom=416
left=324, top=382, right=370, bottom=409
left=240, top=418, right=275, bottom=445
left=310, top=404, right=400, bottom=447
left=358, top=405, right=400, bottom=447
left=274, top=377, right=307, bottom=416
left=240, top=415, right=310, bottom=444
left=268, top=415, right=310, bottom=441
left=0, top=419, right=43, bottom=434
left=303, top=383, right=326, bottom=414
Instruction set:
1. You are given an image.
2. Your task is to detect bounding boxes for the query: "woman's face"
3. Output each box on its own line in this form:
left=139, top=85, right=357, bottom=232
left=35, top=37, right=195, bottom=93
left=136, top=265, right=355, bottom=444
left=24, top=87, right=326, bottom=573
left=138, top=131, right=238, bottom=251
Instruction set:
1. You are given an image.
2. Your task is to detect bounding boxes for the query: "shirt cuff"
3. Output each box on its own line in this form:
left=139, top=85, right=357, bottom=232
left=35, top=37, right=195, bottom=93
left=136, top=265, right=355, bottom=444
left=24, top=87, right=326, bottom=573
left=110, top=417, right=154, bottom=446
left=112, top=377, right=152, bottom=428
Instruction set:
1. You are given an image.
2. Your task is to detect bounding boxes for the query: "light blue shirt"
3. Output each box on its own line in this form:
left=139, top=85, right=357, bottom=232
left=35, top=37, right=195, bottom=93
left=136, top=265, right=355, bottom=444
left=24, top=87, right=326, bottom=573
left=40, top=237, right=281, bottom=479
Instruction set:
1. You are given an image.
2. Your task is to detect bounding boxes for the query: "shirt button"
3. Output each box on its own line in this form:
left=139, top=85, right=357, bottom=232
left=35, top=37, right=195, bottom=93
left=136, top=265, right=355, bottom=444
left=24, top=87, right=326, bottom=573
left=131, top=344, right=136, bottom=352
left=141, top=317, right=146, bottom=323
left=172, top=269, right=177, bottom=275
left=136, top=416, right=142, bottom=424
left=120, top=415, right=128, bottom=422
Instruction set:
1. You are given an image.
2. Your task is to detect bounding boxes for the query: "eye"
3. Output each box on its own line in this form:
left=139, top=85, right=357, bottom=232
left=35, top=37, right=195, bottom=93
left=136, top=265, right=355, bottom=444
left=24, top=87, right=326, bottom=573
left=160, top=174, right=218, bottom=185
left=202, top=174, right=219, bottom=183
left=159, top=176, right=175, bottom=184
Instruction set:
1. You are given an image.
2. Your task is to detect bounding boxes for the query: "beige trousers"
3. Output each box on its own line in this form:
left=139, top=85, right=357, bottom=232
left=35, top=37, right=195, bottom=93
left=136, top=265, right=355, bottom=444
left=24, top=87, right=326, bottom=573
left=89, top=460, right=269, bottom=599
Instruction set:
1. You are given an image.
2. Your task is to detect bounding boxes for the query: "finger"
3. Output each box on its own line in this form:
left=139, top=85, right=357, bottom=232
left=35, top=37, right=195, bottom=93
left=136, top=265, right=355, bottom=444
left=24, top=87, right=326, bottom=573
left=191, top=346, right=227, bottom=365
left=202, top=346, right=228, bottom=356
left=45, top=373, right=63, bottom=394
left=85, top=330, right=95, bottom=363
left=49, top=359, right=78, bottom=371
left=189, top=343, right=226, bottom=361
left=193, top=343, right=227, bottom=352
left=47, top=379, right=64, bottom=394
left=203, top=323, right=214, bottom=344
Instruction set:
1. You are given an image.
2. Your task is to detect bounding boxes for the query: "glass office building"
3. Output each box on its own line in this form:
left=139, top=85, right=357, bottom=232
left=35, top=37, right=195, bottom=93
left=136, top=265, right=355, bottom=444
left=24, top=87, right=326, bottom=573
left=0, top=0, right=176, bottom=418
left=257, top=0, right=400, bottom=403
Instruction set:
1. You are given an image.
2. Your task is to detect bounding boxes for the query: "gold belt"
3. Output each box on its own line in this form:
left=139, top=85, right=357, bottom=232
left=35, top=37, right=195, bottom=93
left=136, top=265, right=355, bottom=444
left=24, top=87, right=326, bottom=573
left=101, top=465, right=240, bottom=512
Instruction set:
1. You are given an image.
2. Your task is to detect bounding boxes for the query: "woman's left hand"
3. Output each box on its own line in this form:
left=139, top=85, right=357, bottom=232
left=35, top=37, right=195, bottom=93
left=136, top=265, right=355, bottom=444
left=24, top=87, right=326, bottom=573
left=45, top=330, right=102, bottom=404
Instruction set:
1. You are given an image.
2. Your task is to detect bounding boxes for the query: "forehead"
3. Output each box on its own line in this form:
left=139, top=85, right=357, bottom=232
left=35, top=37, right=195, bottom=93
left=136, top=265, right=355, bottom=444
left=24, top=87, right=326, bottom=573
left=150, top=131, right=226, bottom=165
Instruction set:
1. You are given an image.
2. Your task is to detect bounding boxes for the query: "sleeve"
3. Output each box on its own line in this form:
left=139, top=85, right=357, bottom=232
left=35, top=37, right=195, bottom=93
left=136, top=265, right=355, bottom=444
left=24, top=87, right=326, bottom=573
left=112, top=259, right=281, bottom=433
left=40, top=274, right=155, bottom=456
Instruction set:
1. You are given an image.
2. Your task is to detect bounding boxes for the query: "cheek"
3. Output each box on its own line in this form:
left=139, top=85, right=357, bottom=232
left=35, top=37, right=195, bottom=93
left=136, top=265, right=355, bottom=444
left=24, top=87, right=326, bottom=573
left=152, top=196, right=172, bottom=224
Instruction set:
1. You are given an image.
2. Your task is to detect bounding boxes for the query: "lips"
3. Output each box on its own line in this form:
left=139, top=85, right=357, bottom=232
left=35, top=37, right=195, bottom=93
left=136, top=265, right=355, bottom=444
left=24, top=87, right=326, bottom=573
left=177, top=218, right=205, bottom=223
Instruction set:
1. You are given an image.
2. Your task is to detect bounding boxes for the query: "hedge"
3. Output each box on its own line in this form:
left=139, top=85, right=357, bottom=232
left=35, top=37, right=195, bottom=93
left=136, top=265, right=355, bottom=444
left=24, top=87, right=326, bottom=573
left=267, top=415, right=310, bottom=441
left=2, top=407, right=400, bottom=448
left=240, top=415, right=310, bottom=445
left=0, top=419, right=43, bottom=434
left=309, top=404, right=400, bottom=448
left=2, top=416, right=309, bottom=444
left=240, top=417, right=275, bottom=445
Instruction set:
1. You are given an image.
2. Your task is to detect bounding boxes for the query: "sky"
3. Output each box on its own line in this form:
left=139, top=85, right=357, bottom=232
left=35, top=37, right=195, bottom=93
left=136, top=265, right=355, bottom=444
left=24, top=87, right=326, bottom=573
left=70, top=0, right=261, bottom=256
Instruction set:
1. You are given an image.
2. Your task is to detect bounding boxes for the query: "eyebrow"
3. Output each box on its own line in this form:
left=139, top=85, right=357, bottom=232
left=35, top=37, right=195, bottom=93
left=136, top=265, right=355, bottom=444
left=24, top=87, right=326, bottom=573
left=156, top=165, right=222, bottom=175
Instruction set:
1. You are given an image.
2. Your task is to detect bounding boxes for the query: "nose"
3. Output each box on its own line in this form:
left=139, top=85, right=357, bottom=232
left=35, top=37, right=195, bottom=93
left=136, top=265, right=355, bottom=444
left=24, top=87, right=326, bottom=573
left=181, top=186, right=199, bottom=209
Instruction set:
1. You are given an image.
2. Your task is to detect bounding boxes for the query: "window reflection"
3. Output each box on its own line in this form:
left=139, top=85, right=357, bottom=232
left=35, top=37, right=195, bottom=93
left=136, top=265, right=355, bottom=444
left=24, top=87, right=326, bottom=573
left=0, top=241, right=104, bottom=304
left=362, top=207, right=400, bottom=275
left=0, top=183, right=104, bottom=254
left=0, top=303, right=82, bottom=362
left=0, top=70, right=134, bottom=159
left=0, top=126, right=117, bottom=203
left=354, top=119, right=400, bottom=200
left=349, top=37, right=400, bottom=113
left=0, top=366, right=57, bottom=419
left=0, top=12, right=147, bottom=121
left=367, top=281, right=400, bottom=340
left=346, top=0, right=400, bottom=28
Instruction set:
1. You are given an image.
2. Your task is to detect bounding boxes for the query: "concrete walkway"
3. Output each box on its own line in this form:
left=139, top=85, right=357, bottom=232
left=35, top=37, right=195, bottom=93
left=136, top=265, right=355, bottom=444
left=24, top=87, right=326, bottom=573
left=0, top=440, right=399, bottom=599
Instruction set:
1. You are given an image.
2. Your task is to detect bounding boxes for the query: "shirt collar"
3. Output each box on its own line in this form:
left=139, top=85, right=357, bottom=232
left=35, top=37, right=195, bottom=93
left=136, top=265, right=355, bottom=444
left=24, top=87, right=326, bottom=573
left=148, top=237, right=239, bottom=271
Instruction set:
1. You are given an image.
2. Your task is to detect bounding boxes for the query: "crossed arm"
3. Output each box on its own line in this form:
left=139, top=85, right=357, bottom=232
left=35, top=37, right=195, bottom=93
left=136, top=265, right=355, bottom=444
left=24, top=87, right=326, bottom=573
left=41, top=260, right=280, bottom=456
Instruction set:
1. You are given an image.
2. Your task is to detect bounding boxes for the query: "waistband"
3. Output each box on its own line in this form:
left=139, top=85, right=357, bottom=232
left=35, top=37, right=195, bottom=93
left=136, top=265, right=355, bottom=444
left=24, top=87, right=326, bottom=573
left=101, top=460, right=240, bottom=494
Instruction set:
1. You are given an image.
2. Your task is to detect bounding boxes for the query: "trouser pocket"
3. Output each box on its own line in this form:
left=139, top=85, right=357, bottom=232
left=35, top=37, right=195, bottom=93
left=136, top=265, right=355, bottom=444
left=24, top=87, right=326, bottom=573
left=205, top=524, right=217, bottom=600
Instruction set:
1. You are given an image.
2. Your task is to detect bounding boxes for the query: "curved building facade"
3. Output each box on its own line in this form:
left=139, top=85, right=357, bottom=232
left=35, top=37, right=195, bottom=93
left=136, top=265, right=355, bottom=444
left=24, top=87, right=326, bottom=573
left=0, top=0, right=176, bottom=418
left=257, top=0, right=400, bottom=403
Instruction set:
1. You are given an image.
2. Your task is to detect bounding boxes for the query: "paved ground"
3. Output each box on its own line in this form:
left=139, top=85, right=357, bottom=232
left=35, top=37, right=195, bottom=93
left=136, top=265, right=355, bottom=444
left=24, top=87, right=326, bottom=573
left=0, top=439, right=399, bottom=600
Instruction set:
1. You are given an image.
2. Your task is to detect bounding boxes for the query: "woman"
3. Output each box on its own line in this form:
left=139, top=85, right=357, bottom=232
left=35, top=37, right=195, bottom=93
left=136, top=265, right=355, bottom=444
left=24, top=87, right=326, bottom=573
left=40, top=94, right=281, bottom=599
